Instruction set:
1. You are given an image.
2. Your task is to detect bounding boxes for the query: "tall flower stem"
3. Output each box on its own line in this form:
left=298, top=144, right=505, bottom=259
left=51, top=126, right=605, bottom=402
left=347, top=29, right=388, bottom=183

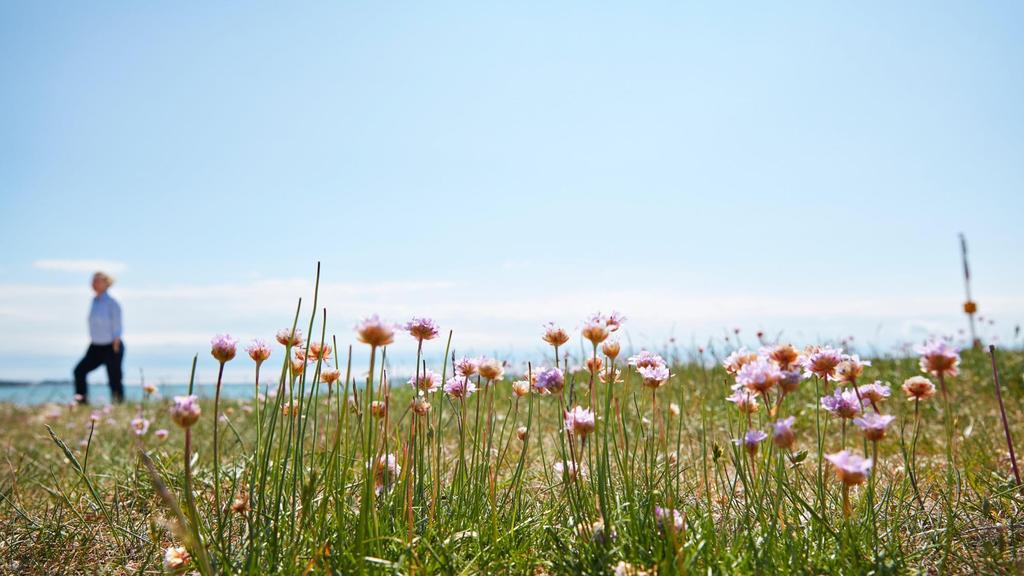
left=989, top=345, right=1022, bottom=487
left=212, top=360, right=226, bottom=547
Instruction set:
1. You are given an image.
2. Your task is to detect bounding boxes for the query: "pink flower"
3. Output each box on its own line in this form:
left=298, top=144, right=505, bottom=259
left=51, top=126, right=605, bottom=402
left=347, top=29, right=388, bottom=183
left=735, top=429, right=768, bottom=455
left=275, top=328, right=304, bottom=347
left=825, top=450, right=873, bottom=486
left=564, top=406, right=596, bottom=437
left=443, top=376, right=477, bottom=399
left=477, top=357, right=505, bottom=381
left=857, top=381, right=891, bottom=404
left=170, top=395, right=202, bottom=428
left=210, top=334, right=238, bottom=363
left=628, top=350, right=666, bottom=371
left=154, top=429, right=169, bottom=440
left=834, top=355, right=870, bottom=384
left=735, top=357, right=782, bottom=395
left=405, top=317, right=440, bottom=342
left=373, top=454, right=401, bottom=494
left=654, top=506, right=685, bottom=534
left=246, top=339, right=272, bottom=363
left=553, top=459, right=585, bottom=481
left=355, top=315, right=395, bottom=348
left=535, top=367, right=565, bottom=395
left=163, top=546, right=190, bottom=572
left=581, top=313, right=612, bottom=345
left=409, top=370, right=441, bottom=393
left=772, top=416, right=796, bottom=449
left=803, top=346, right=845, bottom=380
left=542, top=322, right=571, bottom=347
left=853, top=412, right=895, bottom=441
left=726, top=389, right=760, bottom=414
left=902, top=375, right=936, bottom=401
left=638, top=365, right=670, bottom=389
left=130, top=416, right=150, bottom=436
left=821, top=388, right=864, bottom=419
left=723, top=348, right=758, bottom=375
left=455, top=357, right=479, bottom=377
left=916, top=339, right=960, bottom=378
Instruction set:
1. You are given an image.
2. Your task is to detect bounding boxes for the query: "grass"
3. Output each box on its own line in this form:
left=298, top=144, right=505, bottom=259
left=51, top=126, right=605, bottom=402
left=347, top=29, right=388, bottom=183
left=1, top=288, right=1023, bottom=574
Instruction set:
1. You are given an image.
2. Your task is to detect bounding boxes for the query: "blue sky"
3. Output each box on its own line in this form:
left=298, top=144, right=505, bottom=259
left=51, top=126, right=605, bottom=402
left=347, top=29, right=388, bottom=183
left=1, top=1, right=1022, bottom=383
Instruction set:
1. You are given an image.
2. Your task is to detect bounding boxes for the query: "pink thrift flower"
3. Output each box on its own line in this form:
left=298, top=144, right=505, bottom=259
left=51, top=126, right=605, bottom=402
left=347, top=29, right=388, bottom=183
left=246, top=339, right=272, bottom=363
left=821, top=388, right=864, bottom=419
left=825, top=450, right=873, bottom=486
left=443, top=376, right=477, bottom=399
left=916, top=339, right=960, bottom=378
left=130, top=416, right=150, bottom=436
left=535, top=367, right=565, bottom=395
left=409, top=370, right=441, bottom=393
left=853, top=412, right=895, bottom=441
left=210, top=334, right=238, bottom=363
left=405, top=317, right=439, bottom=342
left=772, top=416, right=796, bottom=449
left=355, top=315, right=395, bottom=348
left=564, top=406, right=596, bottom=437
left=170, top=395, right=202, bottom=428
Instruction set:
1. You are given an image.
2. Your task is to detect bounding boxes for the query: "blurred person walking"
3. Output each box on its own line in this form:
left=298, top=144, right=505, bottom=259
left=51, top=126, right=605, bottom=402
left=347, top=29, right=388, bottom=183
left=74, top=271, right=124, bottom=403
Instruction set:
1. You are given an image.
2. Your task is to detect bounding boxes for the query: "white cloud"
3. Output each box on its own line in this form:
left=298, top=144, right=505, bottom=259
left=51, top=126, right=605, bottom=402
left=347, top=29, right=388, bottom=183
left=34, top=259, right=127, bottom=274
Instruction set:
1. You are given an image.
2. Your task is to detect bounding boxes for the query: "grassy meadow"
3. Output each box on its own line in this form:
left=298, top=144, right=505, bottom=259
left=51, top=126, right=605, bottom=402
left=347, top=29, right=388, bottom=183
left=1, top=284, right=1023, bottom=575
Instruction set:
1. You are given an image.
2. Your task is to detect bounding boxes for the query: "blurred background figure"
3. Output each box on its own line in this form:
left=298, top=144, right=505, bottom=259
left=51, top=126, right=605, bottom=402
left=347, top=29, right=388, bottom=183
left=73, top=272, right=124, bottom=403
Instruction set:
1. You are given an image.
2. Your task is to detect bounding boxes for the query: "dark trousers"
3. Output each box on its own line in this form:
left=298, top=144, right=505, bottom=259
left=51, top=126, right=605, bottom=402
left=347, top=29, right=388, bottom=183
left=74, top=343, right=124, bottom=403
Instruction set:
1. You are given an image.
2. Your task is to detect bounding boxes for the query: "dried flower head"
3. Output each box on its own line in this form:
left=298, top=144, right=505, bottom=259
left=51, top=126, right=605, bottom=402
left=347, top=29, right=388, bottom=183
left=370, top=400, right=387, bottom=419
left=516, top=425, right=528, bottom=441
